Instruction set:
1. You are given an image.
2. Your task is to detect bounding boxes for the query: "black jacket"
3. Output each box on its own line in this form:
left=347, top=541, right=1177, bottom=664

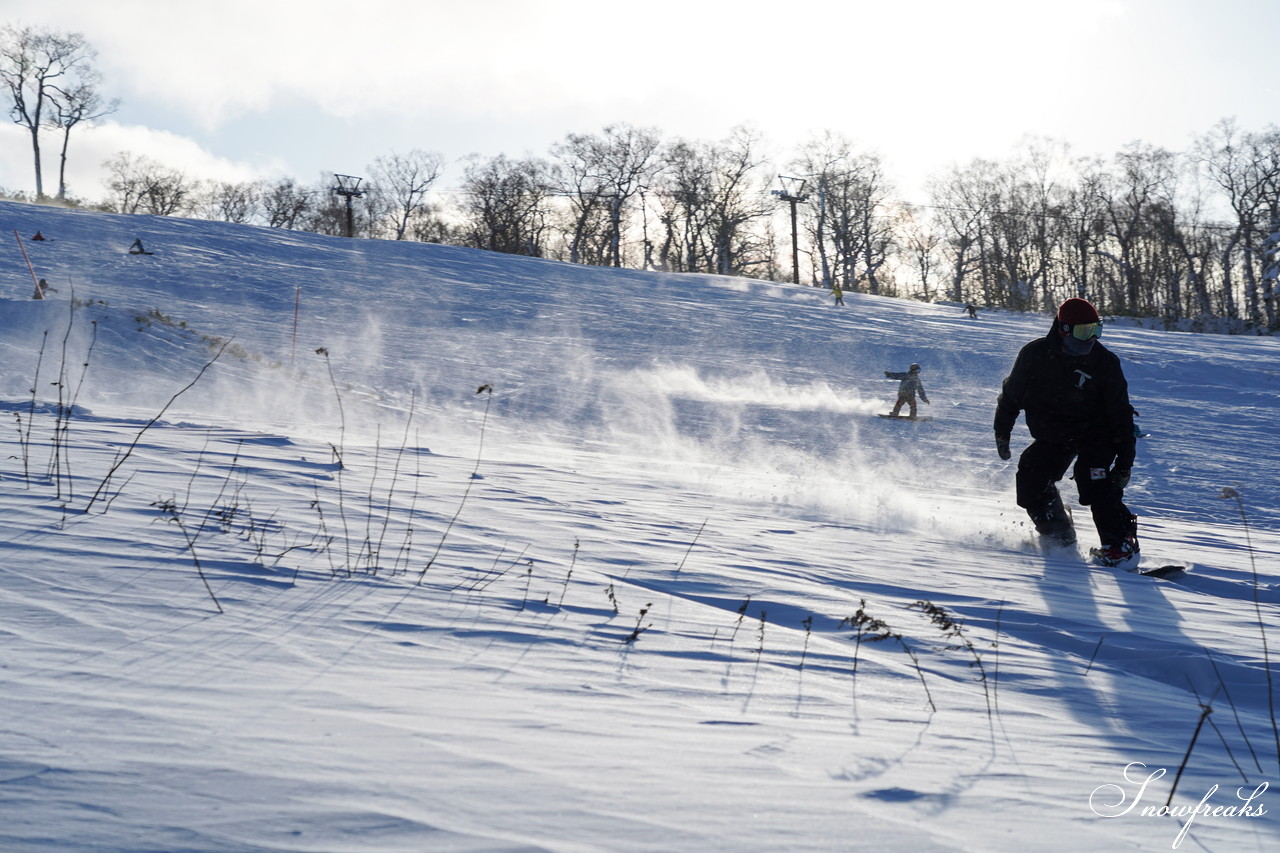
left=994, top=324, right=1136, bottom=470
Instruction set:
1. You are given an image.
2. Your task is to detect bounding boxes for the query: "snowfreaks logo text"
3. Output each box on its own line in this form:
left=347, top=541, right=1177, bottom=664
left=1089, top=762, right=1269, bottom=848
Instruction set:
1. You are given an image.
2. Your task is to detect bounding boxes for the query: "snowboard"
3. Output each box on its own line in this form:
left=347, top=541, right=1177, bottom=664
left=878, top=414, right=932, bottom=421
left=1132, top=563, right=1190, bottom=578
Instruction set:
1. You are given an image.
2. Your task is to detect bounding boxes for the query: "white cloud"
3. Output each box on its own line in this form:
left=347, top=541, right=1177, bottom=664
left=0, top=121, right=284, bottom=200
left=10, top=0, right=647, bottom=125
left=8, top=1, right=1136, bottom=128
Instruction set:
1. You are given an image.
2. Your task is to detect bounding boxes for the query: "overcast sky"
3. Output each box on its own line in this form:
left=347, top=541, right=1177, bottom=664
left=2, top=0, right=1278, bottom=205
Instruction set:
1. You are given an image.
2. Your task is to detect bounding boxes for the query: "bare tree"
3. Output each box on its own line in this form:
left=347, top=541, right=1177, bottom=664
left=791, top=133, right=843, bottom=287
left=897, top=205, right=944, bottom=301
left=925, top=141, right=1202, bottom=318
left=46, top=70, right=118, bottom=200
left=259, top=177, right=314, bottom=229
left=457, top=153, right=553, bottom=256
left=1092, top=142, right=1181, bottom=315
left=1059, top=157, right=1110, bottom=305
left=654, top=126, right=773, bottom=276
left=202, top=180, right=260, bottom=224
left=407, top=212, right=454, bottom=245
left=103, top=151, right=199, bottom=215
left=705, top=127, right=775, bottom=277
left=1005, top=138, right=1078, bottom=312
left=0, top=25, right=105, bottom=199
left=1195, top=120, right=1280, bottom=329
left=653, top=139, right=706, bottom=271
left=551, top=124, right=661, bottom=266
left=367, top=149, right=445, bottom=240
left=927, top=160, right=997, bottom=304
left=792, top=132, right=897, bottom=293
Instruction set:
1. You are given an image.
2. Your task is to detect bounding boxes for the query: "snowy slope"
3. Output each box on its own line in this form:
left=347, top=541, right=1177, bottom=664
left=1, top=199, right=1278, bottom=852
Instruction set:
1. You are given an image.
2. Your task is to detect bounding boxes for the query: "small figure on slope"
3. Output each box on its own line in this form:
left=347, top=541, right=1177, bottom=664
left=993, top=297, right=1139, bottom=566
left=128, top=237, right=153, bottom=255
left=964, top=302, right=979, bottom=319
left=831, top=283, right=844, bottom=306
left=884, top=363, right=930, bottom=419
left=32, top=278, right=56, bottom=300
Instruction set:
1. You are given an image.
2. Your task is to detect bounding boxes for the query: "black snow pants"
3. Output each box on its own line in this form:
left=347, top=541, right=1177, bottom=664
left=1015, top=439, right=1136, bottom=546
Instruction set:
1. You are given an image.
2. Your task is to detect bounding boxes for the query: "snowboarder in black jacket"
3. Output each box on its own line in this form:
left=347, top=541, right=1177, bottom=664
left=994, top=298, right=1138, bottom=565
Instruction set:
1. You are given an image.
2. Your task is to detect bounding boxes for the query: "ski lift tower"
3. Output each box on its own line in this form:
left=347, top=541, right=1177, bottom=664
left=772, top=175, right=808, bottom=284
left=332, top=174, right=365, bottom=238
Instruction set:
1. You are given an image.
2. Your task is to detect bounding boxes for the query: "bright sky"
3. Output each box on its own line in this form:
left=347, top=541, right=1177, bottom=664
left=2, top=0, right=1277, bottom=203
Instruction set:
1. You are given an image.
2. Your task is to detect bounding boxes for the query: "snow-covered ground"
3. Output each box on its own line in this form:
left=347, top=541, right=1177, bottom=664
left=2, top=199, right=1278, bottom=852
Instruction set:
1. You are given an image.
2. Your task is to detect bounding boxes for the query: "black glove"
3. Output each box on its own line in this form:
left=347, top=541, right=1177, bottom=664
left=996, top=434, right=1011, bottom=461
left=1111, top=469, right=1131, bottom=489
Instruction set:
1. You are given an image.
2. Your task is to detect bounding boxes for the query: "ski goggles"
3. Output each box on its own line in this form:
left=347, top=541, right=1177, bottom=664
left=1069, top=321, right=1102, bottom=341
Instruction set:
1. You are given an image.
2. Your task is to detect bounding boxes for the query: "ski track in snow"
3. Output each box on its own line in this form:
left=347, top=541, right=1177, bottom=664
left=1, top=200, right=1278, bottom=852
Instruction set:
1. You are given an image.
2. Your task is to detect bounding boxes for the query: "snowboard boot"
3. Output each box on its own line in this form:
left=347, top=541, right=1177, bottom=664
left=1091, top=514, right=1140, bottom=567
left=1091, top=535, right=1140, bottom=567
left=1030, top=489, right=1076, bottom=547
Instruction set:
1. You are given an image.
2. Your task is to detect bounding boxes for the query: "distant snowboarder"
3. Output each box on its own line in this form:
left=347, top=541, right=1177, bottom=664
left=32, top=278, right=56, bottom=300
left=831, top=283, right=844, bottom=306
left=31, top=231, right=46, bottom=241
left=884, top=363, right=930, bottom=419
left=964, top=303, right=979, bottom=319
left=128, top=237, right=153, bottom=255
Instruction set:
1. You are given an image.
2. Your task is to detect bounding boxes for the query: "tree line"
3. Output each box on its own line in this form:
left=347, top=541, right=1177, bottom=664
left=4, top=25, right=1278, bottom=332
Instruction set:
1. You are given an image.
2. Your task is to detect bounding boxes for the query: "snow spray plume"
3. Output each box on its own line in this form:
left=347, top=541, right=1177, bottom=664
left=1221, top=486, right=1279, bottom=775
left=594, top=362, right=934, bottom=531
